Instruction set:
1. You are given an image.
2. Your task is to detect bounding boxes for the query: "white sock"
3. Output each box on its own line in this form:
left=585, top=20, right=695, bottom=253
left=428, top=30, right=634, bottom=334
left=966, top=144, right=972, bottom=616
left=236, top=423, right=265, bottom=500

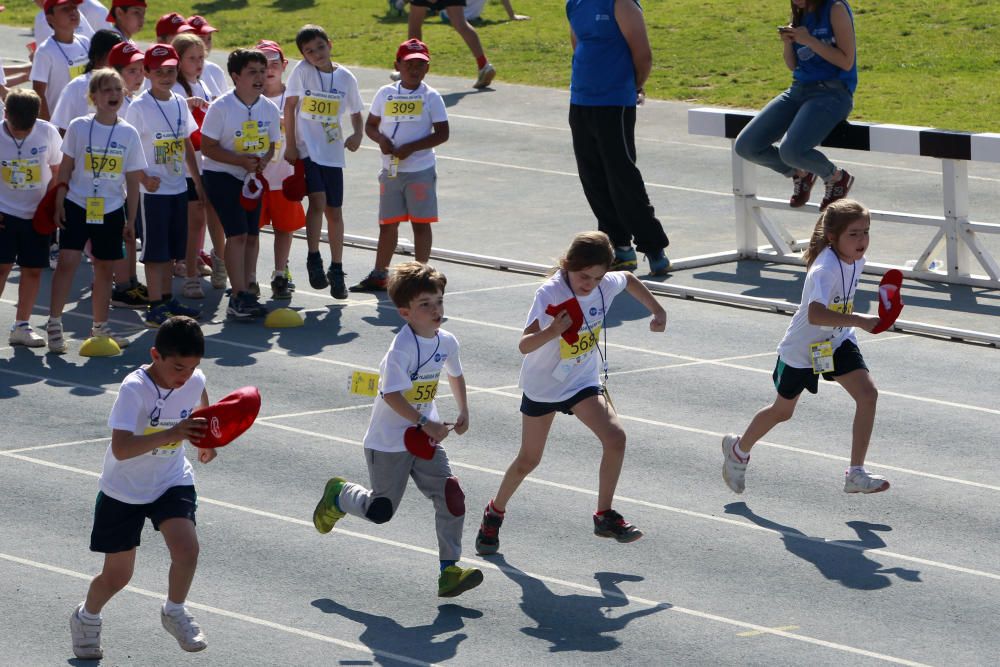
left=80, top=604, right=101, bottom=620
left=732, top=439, right=750, bottom=462
left=47, top=316, right=62, bottom=324
left=163, top=599, right=185, bottom=615
left=272, top=270, right=283, bottom=280
left=12, top=320, right=28, bottom=330
left=847, top=465, right=866, bottom=475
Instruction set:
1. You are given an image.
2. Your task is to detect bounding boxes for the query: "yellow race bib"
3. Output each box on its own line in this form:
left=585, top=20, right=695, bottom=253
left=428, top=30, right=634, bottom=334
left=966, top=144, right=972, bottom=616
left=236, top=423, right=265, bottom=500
left=69, top=60, right=87, bottom=80
left=85, top=197, right=105, bottom=225
left=144, top=425, right=181, bottom=455
left=153, top=137, right=184, bottom=174
left=86, top=148, right=124, bottom=180
left=384, top=95, right=423, bottom=122
left=348, top=370, right=380, bottom=397
left=236, top=120, right=270, bottom=155
left=810, top=341, right=835, bottom=374
left=1, top=158, right=42, bottom=190
left=300, top=91, right=341, bottom=123
left=403, top=380, right=439, bottom=404
left=559, top=325, right=601, bottom=360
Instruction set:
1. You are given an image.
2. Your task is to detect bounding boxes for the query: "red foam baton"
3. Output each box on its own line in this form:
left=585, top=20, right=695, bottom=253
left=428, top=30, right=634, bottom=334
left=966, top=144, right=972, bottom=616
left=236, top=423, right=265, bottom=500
left=871, top=269, right=904, bottom=334
left=544, top=297, right=584, bottom=345
left=190, top=386, right=261, bottom=448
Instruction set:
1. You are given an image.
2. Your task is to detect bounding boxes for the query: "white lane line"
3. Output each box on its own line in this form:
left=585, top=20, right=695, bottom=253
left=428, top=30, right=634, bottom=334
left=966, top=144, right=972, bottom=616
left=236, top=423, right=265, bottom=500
left=0, top=553, right=431, bottom=666
left=0, top=493, right=931, bottom=665
left=2, top=338, right=997, bottom=492
left=6, top=425, right=997, bottom=582
left=2, top=436, right=108, bottom=454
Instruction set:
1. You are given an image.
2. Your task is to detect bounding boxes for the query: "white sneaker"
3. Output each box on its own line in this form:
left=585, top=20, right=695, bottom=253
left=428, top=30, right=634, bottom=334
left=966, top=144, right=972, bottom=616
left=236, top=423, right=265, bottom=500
left=91, top=322, right=130, bottom=349
left=46, top=318, right=68, bottom=354
left=473, top=63, right=496, bottom=89
left=9, top=323, right=45, bottom=347
left=722, top=434, right=748, bottom=494
left=161, top=605, right=207, bottom=652
left=210, top=252, right=228, bottom=290
left=183, top=278, right=205, bottom=299
left=844, top=469, right=890, bottom=494
left=70, top=603, right=103, bottom=660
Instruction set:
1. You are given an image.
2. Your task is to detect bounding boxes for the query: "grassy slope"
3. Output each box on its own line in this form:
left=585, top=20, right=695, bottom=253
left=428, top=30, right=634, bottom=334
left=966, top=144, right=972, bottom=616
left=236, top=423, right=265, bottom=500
left=5, top=0, right=997, bottom=131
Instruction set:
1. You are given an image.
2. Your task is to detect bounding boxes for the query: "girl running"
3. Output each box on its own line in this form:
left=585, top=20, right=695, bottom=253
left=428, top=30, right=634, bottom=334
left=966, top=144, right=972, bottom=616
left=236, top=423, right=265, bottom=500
left=476, top=231, right=666, bottom=554
left=722, top=199, right=888, bottom=495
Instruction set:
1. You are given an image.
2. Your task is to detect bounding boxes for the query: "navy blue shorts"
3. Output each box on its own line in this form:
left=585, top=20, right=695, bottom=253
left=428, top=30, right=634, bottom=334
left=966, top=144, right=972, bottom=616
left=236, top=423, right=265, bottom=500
left=303, top=158, right=344, bottom=208
left=139, top=192, right=188, bottom=263
left=520, top=385, right=602, bottom=417
left=89, top=485, right=198, bottom=553
left=0, top=212, right=49, bottom=268
left=60, top=200, right=125, bottom=261
left=203, top=170, right=261, bottom=238
left=772, top=339, right=869, bottom=400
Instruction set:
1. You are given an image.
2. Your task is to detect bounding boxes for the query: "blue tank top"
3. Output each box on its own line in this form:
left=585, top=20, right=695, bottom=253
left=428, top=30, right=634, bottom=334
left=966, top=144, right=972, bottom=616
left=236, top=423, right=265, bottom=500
left=792, top=0, right=858, bottom=94
left=567, top=0, right=638, bottom=106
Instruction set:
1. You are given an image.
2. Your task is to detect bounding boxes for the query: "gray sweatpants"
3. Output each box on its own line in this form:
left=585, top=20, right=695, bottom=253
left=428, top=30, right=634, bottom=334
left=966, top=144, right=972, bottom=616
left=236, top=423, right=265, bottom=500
left=337, top=446, right=465, bottom=561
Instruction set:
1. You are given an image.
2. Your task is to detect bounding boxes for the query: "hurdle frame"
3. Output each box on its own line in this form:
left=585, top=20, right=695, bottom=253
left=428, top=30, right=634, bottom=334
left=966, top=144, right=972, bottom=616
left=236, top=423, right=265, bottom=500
left=686, top=108, right=1000, bottom=290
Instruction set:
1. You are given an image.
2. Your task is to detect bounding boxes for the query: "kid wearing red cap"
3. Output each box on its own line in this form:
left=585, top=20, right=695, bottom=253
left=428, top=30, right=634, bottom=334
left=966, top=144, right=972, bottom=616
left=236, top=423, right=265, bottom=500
left=352, top=39, right=448, bottom=292
left=105, top=0, right=145, bottom=43
left=31, top=0, right=91, bottom=120
left=255, top=39, right=305, bottom=301
left=186, top=15, right=229, bottom=94
left=33, top=0, right=95, bottom=44
left=155, top=12, right=193, bottom=43
left=284, top=24, right=363, bottom=299
left=125, top=44, right=204, bottom=327
left=71, top=315, right=216, bottom=660
left=0, top=89, right=63, bottom=348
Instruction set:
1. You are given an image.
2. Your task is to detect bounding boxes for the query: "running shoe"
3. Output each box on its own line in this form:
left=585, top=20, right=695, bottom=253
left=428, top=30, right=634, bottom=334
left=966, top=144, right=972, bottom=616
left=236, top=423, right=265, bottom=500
left=145, top=303, right=172, bottom=328
left=722, top=434, right=748, bottom=494
left=475, top=506, right=504, bottom=555
left=593, top=509, right=643, bottom=543
left=182, top=278, right=205, bottom=299
left=91, top=322, right=130, bottom=348
left=348, top=270, right=388, bottom=292
left=306, top=251, right=328, bottom=289
left=270, top=273, right=292, bottom=300
left=611, top=246, right=638, bottom=272
left=8, top=322, right=45, bottom=347
left=161, top=605, right=207, bottom=652
left=844, top=469, right=890, bottom=494
left=210, top=252, right=228, bottom=290
left=646, top=250, right=670, bottom=276
left=70, top=603, right=103, bottom=660
left=313, top=477, right=347, bottom=534
left=166, top=298, right=201, bottom=319
left=473, top=63, right=496, bottom=89
left=789, top=172, right=816, bottom=208
left=327, top=266, right=348, bottom=299
left=46, top=318, right=67, bottom=354
left=438, top=566, right=484, bottom=598
left=820, top=169, right=854, bottom=211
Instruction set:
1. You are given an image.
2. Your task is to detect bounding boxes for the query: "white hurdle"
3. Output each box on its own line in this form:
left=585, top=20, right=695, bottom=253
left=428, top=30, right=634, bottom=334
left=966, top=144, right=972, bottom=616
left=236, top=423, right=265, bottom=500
left=688, top=108, right=1000, bottom=290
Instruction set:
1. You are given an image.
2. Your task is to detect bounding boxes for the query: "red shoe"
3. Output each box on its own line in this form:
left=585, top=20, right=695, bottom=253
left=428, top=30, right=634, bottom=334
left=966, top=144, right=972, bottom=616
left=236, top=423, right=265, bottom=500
left=789, top=172, right=816, bottom=207
left=820, top=170, right=854, bottom=211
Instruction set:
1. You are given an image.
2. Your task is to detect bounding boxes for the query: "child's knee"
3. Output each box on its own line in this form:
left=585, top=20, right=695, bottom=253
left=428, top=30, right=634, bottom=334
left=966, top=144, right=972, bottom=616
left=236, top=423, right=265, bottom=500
left=365, top=496, right=394, bottom=524
left=513, top=452, right=542, bottom=475
left=856, top=382, right=878, bottom=405
left=601, top=427, right=627, bottom=453
left=771, top=403, right=796, bottom=423
left=169, top=541, right=200, bottom=568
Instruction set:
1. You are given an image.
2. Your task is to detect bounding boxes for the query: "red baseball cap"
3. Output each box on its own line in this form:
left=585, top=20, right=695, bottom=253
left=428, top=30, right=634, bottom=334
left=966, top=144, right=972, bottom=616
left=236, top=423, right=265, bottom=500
left=190, top=386, right=261, bottom=448
left=282, top=159, right=307, bottom=202
left=106, top=0, right=146, bottom=23
left=395, top=38, right=430, bottom=63
left=32, top=182, right=67, bottom=235
left=255, top=39, right=285, bottom=62
left=156, top=12, right=193, bottom=37
left=108, top=41, right=143, bottom=68
left=43, top=0, right=82, bottom=12
left=144, top=44, right=179, bottom=70
left=187, top=15, right=218, bottom=34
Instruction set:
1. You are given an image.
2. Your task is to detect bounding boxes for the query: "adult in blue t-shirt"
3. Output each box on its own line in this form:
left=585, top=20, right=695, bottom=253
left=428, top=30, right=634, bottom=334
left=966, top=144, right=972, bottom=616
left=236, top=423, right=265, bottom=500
left=734, top=0, right=858, bottom=212
left=566, top=0, right=669, bottom=276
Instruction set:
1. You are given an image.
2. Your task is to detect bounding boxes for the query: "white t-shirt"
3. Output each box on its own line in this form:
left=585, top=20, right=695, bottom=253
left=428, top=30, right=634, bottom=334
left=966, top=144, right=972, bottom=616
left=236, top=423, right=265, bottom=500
left=49, top=71, right=93, bottom=131
left=200, top=91, right=281, bottom=180
left=203, top=61, right=229, bottom=95
left=103, top=367, right=206, bottom=504
left=285, top=61, right=363, bottom=168
left=0, top=120, right=63, bottom=219
left=0, top=58, right=6, bottom=87
left=34, top=11, right=95, bottom=45
left=30, top=35, right=91, bottom=113
left=370, top=81, right=447, bottom=173
left=124, top=90, right=197, bottom=195
left=62, top=114, right=145, bottom=210
left=777, top=246, right=864, bottom=368
left=78, top=0, right=109, bottom=36
left=518, top=270, right=629, bottom=403
left=363, top=325, right=463, bottom=453
left=172, top=76, right=223, bottom=106
left=262, top=90, right=292, bottom=184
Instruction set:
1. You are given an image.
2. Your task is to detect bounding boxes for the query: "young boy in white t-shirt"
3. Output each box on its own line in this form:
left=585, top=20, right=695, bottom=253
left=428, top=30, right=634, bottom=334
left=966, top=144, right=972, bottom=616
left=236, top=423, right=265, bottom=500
left=125, top=44, right=204, bottom=328
left=31, top=0, right=92, bottom=120
left=0, top=89, right=63, bottom=347
left=312, top=262, right=484, bottom=598
left=283, top=24, right=363, bottom=299
left=200, top=48, right=280, bottom=320
left=352, top=39, right=448, bottom=293
left=70, top=315, right=214, bottom=660
left=33, top=0, right=95, bottom=46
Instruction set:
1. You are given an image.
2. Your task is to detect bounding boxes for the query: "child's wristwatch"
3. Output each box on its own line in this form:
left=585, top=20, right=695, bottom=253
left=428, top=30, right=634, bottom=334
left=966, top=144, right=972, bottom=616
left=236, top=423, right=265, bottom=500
left=416, top=414, right=428, bottom=428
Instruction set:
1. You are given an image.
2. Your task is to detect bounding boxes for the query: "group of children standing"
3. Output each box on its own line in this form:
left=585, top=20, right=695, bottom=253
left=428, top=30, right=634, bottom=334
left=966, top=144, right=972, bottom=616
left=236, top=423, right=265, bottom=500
left=2, top=1, right=455, bottom=350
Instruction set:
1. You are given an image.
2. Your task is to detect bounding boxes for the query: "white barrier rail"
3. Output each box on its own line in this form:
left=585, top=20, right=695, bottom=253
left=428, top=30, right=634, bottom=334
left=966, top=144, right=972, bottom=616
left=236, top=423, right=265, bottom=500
left=687, top=108, right=1000, bottom=290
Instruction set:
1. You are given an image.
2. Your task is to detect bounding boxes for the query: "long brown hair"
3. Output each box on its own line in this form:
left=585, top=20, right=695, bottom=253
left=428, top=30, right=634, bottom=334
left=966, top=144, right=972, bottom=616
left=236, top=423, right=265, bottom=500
left=555, top=231, right=615, bottom=275
left=802, top=198, right=869, bottom=267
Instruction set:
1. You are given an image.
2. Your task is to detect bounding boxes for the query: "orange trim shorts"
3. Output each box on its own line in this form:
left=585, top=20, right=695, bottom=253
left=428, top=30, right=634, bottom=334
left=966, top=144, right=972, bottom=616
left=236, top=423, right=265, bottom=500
left=378, top=165, right=438, bottom=225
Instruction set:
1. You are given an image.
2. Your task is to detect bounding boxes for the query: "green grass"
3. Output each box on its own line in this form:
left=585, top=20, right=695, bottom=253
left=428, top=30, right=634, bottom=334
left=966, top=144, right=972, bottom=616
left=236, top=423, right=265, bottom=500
left=6, top=0, right=998, bottom=131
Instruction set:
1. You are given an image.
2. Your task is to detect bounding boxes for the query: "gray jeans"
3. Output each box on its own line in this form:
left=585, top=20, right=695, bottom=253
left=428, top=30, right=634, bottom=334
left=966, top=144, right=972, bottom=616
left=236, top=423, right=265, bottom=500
left=734, top=80, right=854, bottom=182
left=337, top=446, right=465, bottom=561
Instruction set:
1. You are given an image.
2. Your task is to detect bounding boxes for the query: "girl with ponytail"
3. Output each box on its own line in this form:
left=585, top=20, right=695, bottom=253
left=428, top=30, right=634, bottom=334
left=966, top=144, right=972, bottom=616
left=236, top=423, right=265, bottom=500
left=722, top=199, right=891, bottom=496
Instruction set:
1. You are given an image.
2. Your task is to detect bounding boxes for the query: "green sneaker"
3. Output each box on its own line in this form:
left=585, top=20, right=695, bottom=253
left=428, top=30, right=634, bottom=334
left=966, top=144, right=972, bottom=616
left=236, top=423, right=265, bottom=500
left=437, top=566, right=484, bottom=598
left=313, top=477, right=347, bottom=534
